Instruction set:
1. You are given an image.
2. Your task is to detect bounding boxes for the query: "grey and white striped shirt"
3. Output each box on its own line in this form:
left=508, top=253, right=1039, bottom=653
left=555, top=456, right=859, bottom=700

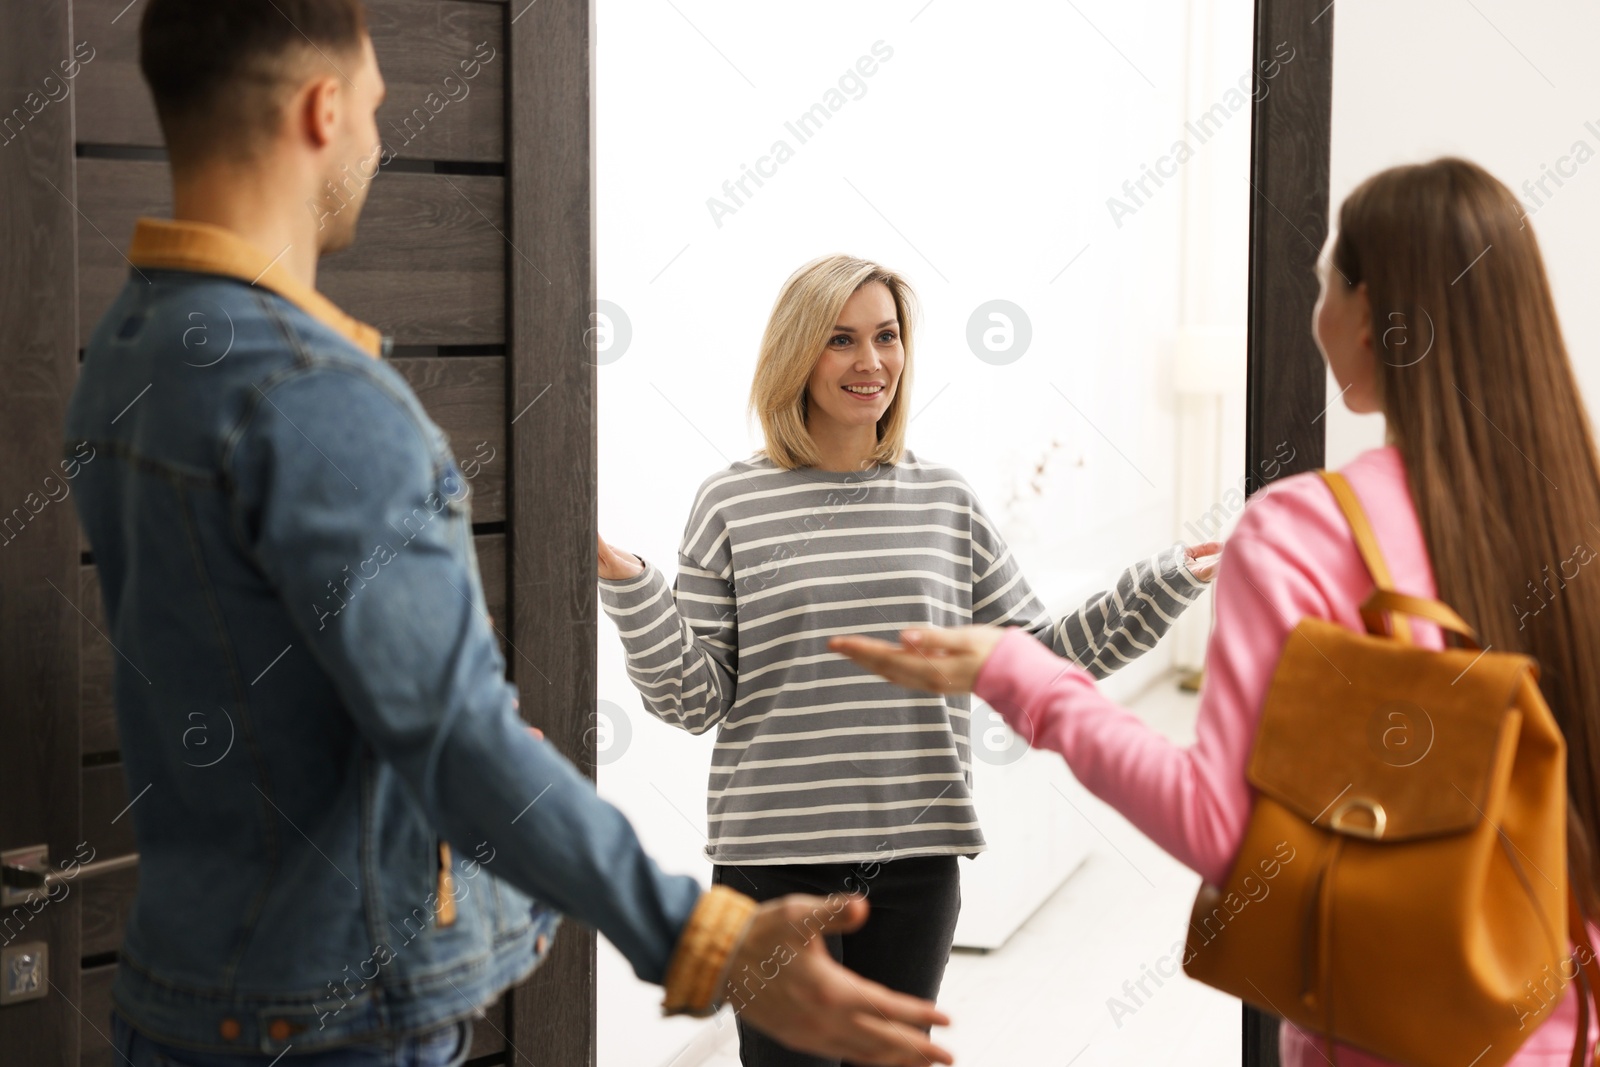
left=599, top=451, right=1205, bottom=866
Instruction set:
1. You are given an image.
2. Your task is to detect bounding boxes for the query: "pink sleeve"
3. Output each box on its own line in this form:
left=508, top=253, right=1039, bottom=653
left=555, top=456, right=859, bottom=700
left=972, top=492, right=1334, bottom=886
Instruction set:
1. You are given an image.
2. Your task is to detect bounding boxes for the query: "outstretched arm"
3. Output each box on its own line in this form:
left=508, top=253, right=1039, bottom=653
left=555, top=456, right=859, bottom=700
left=833, top=514, right=1319, bottom=885
left=1029, top=542, right=1213, bottom=678
left=968, top=494, right=1213, bottom=678
left=598, top=532, right=739, bottom=735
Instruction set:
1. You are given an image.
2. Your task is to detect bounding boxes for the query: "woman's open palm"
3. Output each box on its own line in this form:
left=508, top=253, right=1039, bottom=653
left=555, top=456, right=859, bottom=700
left=829, top=625, right=1008, bottom=695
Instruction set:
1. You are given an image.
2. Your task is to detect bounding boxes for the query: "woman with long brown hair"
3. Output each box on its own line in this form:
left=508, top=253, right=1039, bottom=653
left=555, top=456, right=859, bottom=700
left=832, top=157, right=1600, bottom=1063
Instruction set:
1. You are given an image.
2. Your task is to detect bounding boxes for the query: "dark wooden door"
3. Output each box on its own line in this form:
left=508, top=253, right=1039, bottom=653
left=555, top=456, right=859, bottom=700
left=1242, top=0, right=1335, bottom=1063
left=0, top=0, right=597, bottom=1063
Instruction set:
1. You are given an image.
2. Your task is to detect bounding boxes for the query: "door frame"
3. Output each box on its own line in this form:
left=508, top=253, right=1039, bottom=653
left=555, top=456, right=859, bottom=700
left=1241, top=0, right=1336, bottom=1062
left=506, top=0, right=599, bottom=1062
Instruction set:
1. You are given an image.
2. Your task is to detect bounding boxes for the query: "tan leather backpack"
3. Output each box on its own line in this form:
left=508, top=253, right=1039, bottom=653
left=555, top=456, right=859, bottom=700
left=1182, top=470, right=1597, bottom=1066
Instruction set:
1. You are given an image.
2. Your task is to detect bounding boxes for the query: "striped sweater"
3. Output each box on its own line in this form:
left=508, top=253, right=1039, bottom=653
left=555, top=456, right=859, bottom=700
left=598, top=451, right=1207, bottom=865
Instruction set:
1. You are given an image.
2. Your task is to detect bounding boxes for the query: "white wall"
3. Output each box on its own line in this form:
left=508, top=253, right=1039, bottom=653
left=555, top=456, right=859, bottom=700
left=1325, top=0, right=1600, bottom=467
left=592, top=2, right=1250, bottom=1062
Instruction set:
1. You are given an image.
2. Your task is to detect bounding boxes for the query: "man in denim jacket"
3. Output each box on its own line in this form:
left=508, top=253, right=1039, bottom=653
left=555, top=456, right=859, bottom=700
left=65, top=3, right=954, bottom=1065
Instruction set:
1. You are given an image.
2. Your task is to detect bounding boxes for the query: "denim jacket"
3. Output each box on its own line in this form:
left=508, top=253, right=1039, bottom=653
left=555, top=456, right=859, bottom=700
left=64, top=219, right=701, bottom=1056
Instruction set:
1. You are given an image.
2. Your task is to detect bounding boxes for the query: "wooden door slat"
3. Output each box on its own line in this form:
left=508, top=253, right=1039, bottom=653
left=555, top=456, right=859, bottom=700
left=390, top=355, right=506, bottom=521
left=77, top=964, right=117, bottom=1067
left=72, top=0, right=506, bottom=162
left=79, top=865, right=137, bottom=960
left=75, top=159, right=505, bottom=347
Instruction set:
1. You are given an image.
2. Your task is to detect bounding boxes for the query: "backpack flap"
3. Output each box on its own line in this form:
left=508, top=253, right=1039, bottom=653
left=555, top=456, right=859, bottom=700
left=1246, top=616, right=1534, bottom=842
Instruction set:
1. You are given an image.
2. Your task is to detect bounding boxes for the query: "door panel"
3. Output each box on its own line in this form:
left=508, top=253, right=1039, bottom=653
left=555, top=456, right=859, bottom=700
left=2, top=1, right=593, bottom=1064
left=0, top=0, right=83, bottom=1062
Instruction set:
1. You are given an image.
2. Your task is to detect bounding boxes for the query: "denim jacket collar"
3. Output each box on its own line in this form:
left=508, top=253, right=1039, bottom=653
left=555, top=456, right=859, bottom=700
left=127, top=216, right=389, bottom=359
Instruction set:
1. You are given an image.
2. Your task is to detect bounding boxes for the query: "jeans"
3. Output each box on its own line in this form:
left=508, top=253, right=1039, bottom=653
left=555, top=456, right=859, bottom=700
left=109, top=1009, right=473, bottom=1067
left=711, top=854, right=962, bottom=1067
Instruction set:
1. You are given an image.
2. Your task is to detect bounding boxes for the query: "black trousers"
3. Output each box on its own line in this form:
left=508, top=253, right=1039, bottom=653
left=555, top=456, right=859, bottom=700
left=711, top=854, right=962, bottom=1067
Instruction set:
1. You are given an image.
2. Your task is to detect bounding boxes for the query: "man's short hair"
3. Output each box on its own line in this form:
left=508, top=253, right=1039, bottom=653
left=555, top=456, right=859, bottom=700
left=139, top=0, right=367, bottom=166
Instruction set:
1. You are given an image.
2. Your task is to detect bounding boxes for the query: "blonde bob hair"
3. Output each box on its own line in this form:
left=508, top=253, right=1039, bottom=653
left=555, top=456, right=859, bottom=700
left=749, top=254, right=918, bottom=471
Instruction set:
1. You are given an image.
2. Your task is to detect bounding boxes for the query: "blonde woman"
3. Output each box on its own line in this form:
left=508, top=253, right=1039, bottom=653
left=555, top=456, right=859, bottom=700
left=598, top=255, right=1216, bottom=1066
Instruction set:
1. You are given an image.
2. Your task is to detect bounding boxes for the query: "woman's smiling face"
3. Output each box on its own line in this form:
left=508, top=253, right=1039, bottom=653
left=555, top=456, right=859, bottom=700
left=805, top=281, right=904, bottom=436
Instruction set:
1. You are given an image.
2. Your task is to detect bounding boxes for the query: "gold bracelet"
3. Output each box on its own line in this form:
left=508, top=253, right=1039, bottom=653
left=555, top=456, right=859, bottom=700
left=661, top=885, right=759, bottom=1017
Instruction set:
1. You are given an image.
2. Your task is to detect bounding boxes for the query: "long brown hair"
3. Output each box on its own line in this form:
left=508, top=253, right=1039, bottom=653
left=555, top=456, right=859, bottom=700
left=1332, top=157, right=1600, bottom=914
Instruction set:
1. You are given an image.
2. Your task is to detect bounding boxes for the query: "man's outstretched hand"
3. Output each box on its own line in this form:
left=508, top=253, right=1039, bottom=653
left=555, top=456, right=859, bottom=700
left=726, top=894, right=954, bottom=1065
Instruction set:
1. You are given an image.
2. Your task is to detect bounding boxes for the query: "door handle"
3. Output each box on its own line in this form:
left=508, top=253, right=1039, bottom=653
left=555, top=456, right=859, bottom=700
left=0, top=845, right=138, bottom=906
left=0, top=846, right=141, bottom=1007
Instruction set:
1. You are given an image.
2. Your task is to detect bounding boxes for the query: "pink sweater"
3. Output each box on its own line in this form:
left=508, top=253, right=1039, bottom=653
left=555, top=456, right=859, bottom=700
left=973, top=446, right=1593, bottom=1065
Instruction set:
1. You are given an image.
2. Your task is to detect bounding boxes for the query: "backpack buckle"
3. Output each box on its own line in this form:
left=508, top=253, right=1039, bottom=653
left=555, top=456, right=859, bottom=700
left=1329, top=797, right=1388, bottom=840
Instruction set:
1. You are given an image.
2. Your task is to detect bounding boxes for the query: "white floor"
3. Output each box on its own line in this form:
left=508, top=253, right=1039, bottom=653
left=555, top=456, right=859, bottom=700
left=690, top=676, right=1242, bottom=1067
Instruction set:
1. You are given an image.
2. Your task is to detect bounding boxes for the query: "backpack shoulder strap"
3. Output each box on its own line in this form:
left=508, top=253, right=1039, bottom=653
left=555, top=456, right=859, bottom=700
left=1316, top=470, right=1412, bottom=643
left=1567, top=888, right=1599, bottom=1067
